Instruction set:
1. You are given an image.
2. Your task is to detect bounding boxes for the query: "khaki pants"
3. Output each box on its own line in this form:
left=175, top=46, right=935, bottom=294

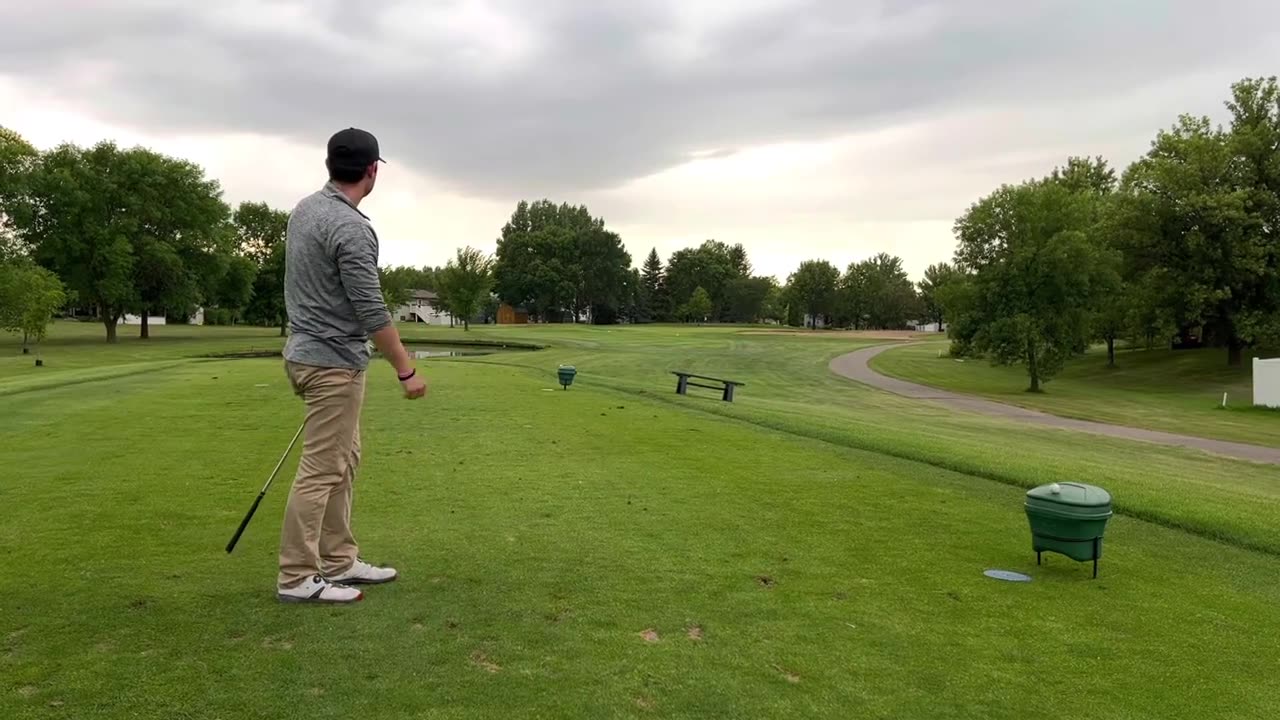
left=278, top=361, right=366, bottom=588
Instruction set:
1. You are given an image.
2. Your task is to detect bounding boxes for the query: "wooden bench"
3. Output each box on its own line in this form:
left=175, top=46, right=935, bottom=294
left=672, top=371, right=745, bottom=402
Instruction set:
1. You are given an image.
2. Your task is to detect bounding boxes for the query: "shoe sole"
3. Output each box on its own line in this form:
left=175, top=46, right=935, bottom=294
left=277, top=591, right=364, bottom=604
left=327, top=573, right=397, bottom=586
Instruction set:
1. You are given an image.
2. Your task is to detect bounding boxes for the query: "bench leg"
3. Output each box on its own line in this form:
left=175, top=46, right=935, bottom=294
left=676, top=376, right=688, bottom=395
left=722, top=384, right=735, bottom=402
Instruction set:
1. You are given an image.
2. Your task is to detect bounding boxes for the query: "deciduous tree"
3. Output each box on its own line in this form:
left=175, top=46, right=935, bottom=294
left=0, top=260, right=65, bottom=361
left=665, top=240, right=748, bottom=320
left=786, top=260, right=840, bottom=329
left=917, top=262, right=959, bottom=331
left=679, top=286, right=713, bottom=323
left=494, top=200, right=629, bottom=323
left=1110, top=109, right=1269, bottom=365
left=723, top=276, right=776, bottom=323
left=438, top=246, right=494, bottom=330
left=953, top=178, right=1117, bottom=391
left=235, top=202, right=290, bottom=335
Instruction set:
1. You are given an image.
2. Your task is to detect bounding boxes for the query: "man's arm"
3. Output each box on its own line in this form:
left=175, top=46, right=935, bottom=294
left=369, top=325, right=413, bottom=377
left=334, top=221, right=413, bottom=377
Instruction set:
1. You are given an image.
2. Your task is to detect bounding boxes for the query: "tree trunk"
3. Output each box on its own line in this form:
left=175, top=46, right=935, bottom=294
left=22, top=331, right=29, bottom=354
left=464, top=319, right=470, bottom=331
left=140, top=311, right=150, bottom=340
left=1228, top=336, right=1244, bottom=366
left=1027, top=339, right=1041, bottom=393
left=104, top=314, right=118, bottom=343
left=279, top=318, right=287, bottom=337
left=1107, top=337, right=1116, bottom=367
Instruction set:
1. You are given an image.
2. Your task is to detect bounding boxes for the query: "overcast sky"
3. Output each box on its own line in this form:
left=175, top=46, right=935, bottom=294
left=3, top=0, right=1278, bottom=280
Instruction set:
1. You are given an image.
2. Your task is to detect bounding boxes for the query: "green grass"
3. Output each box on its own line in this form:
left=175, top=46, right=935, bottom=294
left=870, top=340, right=1280, bottom=447
left=4, top=322, right=1280, bottom=718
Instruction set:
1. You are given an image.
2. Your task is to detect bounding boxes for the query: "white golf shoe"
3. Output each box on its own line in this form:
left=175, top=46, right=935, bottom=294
left=277, top=575, right=363, bottom=604
left=326, top=558, right=398, bottom=586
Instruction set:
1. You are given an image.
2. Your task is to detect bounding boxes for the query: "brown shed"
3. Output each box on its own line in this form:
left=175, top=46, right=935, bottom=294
left=497, top=303, right=529, bottom=325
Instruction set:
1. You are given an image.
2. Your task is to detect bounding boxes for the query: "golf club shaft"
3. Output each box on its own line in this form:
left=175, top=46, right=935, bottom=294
left=225, top=420, right=306, bottom=554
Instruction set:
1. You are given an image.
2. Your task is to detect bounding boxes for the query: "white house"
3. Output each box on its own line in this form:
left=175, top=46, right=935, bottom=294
left=910, top=320, right=947, bottom=333
left=394, top=289, right=451, bottom=326
left=119, top=307, right=204, bottom=326
left=803, top=314, right=828, bottom=329
left=119, top=313, right=168, bottom=326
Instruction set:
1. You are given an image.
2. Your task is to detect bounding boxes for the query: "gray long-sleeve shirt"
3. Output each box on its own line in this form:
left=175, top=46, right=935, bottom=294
left=282, top=182, right=392, bottom=370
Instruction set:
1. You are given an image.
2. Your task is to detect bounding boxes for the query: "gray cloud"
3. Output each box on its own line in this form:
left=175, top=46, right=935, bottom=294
left=3, top=0, right=1278, bottom=198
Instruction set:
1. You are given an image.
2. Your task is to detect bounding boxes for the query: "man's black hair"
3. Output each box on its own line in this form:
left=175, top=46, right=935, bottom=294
left=326, top=158, right=367, bottom=184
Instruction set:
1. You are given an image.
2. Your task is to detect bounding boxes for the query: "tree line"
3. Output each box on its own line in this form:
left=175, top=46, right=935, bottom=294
left=5, top=74, right=1274, bottom=379
left=0, top=127, right=503, bottom=352
left=932, top=76, right=1280, bottom=390
left=486, top=201, right=931, bottom=330
left=1, top=126, right=940, bottom=346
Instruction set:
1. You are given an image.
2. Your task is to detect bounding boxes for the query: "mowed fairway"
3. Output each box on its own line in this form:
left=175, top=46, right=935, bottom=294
left=4, top=323, right=1280, bottom=719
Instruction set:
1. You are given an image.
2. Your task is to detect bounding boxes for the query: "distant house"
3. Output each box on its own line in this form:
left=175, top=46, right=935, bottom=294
left=119, top=313, right=168, bottom=326
left=910, top=320, right=947, bottom=333
left=394, top=289, right=451, bottom=326
left=803, top=314, right=828, bottom=329
left=120, top=307, right=205, bottom=326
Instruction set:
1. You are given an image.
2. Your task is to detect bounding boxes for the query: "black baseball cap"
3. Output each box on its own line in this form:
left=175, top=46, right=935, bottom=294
left=326, top=128, right=385, bottom=172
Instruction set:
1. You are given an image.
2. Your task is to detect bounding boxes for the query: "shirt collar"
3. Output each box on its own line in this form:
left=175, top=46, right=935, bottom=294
left=322, top=181, right=370, bottom=220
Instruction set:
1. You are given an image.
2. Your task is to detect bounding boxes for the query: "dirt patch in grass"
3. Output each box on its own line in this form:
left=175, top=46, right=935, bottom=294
left=639, top=629, right=660, bottom=643
left=470, top=651, right=501, bottom=673
left=773, top=664, right=801, bottom=683
left=687, top=625, right=704, bottom=641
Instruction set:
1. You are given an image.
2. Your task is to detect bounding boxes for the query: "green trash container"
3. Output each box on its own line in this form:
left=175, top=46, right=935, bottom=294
left=557, top=365, right=577, bottom=390
left=1025, top=482, right=1113, bottom=578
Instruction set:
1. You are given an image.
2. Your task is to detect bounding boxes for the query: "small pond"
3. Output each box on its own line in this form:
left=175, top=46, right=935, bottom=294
left=396, top=342, right=541, bottom=360
left=404, top=344, right=503, bottom=359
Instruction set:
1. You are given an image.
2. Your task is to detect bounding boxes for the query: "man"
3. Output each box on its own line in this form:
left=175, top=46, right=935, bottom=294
left=276, top=127, right=427, bottom=604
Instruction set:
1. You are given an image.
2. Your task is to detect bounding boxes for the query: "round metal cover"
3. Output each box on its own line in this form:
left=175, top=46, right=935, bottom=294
left=984, top=569, right=1032, bottom=582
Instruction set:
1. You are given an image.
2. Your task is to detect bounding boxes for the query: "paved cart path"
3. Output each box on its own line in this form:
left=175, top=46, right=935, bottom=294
left=830, top=344, right=1280, bottom=465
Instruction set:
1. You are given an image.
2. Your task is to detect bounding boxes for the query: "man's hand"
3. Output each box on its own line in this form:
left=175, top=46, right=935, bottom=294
left=400, top=372, right=427, bottom=400
left=369, top=324, right=426, bottom=399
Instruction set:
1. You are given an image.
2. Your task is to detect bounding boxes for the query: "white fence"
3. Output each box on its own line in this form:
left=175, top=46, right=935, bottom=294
left=1255, top=358, right=1280, bottom=408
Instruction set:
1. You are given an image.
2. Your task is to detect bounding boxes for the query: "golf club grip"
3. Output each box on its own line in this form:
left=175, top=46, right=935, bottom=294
left=225, top=493, right=265, bottom=554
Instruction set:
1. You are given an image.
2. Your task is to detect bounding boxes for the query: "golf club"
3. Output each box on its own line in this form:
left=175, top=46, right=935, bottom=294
left=225, top=421, right=306, bottom=554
